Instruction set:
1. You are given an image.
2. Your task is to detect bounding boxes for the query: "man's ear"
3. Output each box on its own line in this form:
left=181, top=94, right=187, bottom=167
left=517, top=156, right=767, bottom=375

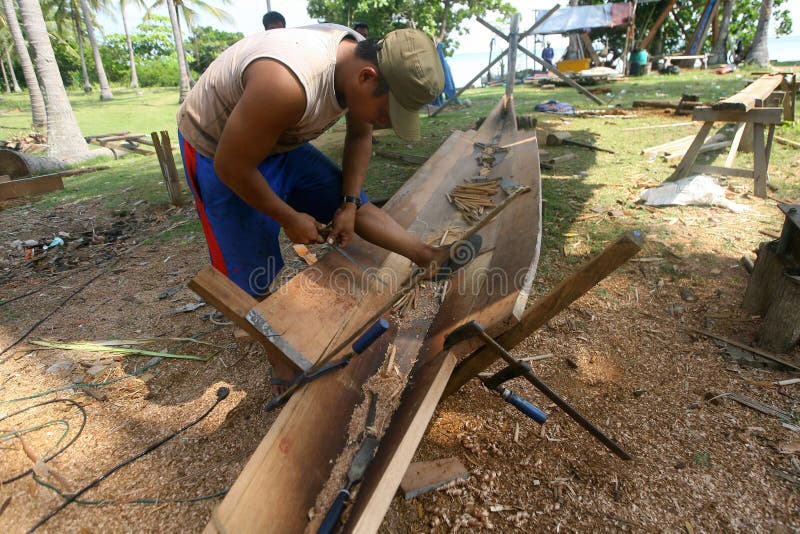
left=358, top=65, right=380, bottom=86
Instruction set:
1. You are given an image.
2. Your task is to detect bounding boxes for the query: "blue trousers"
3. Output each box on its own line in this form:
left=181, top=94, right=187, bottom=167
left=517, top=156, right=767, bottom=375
left=178, top=132, right=368, bottom=296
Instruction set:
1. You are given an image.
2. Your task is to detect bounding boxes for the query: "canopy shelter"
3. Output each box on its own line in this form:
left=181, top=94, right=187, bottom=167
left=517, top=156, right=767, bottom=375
left=531, top=3, right=634, bottom=35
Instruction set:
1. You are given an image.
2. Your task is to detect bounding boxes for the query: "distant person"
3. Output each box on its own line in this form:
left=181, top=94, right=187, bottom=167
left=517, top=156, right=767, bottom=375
left=262, top=11, right=286, bottom=30
left=354, top=22, right=368, bottom=39
left=542, top=41, right=554, bottom=66
left=734, top=39, right=744, bottom=64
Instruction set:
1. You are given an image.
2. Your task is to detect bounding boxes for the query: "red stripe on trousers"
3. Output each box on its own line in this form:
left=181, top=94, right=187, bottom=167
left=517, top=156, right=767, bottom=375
left=181, top=136, right=228, bottom=276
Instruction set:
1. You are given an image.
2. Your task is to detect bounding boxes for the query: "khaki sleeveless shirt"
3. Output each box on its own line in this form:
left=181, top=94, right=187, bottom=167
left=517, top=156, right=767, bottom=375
left=177, top=24, right=362, bottom=158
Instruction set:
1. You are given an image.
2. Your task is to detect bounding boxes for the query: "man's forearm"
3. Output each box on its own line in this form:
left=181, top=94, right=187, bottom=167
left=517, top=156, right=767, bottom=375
left=341, top=132, right=372, bottom=197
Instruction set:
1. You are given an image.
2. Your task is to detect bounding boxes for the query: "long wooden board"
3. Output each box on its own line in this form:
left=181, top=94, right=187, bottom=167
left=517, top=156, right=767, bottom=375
left=712, top=74, right=784, bottom=112
left=345, top=99, right=544, bottom=532
left=205, top=129, right=480, bottom=533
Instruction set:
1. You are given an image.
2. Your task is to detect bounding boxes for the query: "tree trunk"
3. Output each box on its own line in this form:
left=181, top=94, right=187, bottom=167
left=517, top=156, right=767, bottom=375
left=79, top=0, right=113, bottom=100
left=5, top=45, right=20, bottom=92
left=175, top=8, right=198, bottom=89
left=166, top=0, right=191, bottom=103
left=710, top=0, right=733, bottom=64
left=565, top=0, right=582, bottom=60
left=0, top=54, right=10, bottom=93
left=745, top=0, right=772, bottom=67
left=18, top=0, right=89, bottom=160
left=121, top=3, right=139, bottom=88
left=3, top=0, right=46, bottom=129
left=72, top=7, right=93, bottom=93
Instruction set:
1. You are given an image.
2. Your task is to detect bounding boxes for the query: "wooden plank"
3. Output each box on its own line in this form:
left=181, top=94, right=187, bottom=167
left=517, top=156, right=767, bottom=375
left=753, top=123, right=767, bottom=198
left=724, top=122, right=747, bottom=167
left=0, top=174, right=63, bottom=201
left=712, top=74, right=784, bottom=112
left=444, top=232, right=643, bottom=397
left=205, top=127, right=482, bottom=534
left=208, top=97, right=542, bottom=534
left=346, top=108, right=542, bottom=532
left=639, top=0, right=677, bottom=50
left=400, top=457, right=468, bottom=500
left=692, top=107, right=784, bottom=124
left=187, top=266, right=309, bottom=373
left=374, top=150, right=427, bottom=165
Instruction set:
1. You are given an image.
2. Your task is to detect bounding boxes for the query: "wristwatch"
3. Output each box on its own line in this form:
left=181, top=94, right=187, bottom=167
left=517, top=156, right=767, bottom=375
left=342, top=195, right=362, bottom=209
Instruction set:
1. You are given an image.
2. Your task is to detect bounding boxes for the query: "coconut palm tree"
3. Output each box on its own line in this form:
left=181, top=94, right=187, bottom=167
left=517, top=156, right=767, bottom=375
left=150, top=0, right=232, bottom=99
left=164, top=0, right=190, bottom=102
left=18, top=0, right=89, bottom=159
left=4, top=41, right=20, bottom=92
left=745, top=0, right=772, bottom=67
left=120, top=0, right=145, bottom=88
left=2, top=0, right=46, bottom=128
left=78, top=0, right=113, bottom=99
left=0, top=49, right=8, bottom=92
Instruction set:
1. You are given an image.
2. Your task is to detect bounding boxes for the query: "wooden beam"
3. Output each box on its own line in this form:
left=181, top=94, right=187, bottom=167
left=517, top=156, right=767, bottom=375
left=0, top=173, right=63, bottom=201
left=692, top=106, right=784, bottom=124
left=668, top=121, right=715, bottom=181
left=516, top=43, right=604, bottom=105
left=187, top=266, right=309, bottom=373
left=505, top=14, right=520, bottom=106
left=640, top=0, right=678, bottom=50
left=444, top=232, right=643, bottom=397
left=346, top=106, right=541, bottom=532
left=712, top=74, right=785, bottom=112
left=690, top=164, right=754, bottom=179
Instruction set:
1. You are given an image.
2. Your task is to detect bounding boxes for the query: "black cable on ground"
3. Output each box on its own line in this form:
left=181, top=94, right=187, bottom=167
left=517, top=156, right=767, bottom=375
left=0, top=265, right=93, bottom=308
left=0, top=266, right=116, bottom=363
left=0, top=399, right=87, bottom=485
left=27, top=386, right=230, bottom=533
left=33, top=475, right=228, bottom=505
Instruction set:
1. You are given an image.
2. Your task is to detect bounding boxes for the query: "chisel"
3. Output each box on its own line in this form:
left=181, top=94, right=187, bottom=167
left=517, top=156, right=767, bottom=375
left=264, top=319, right=390, bottom=411
left=317, top=393, right=380, bottom=534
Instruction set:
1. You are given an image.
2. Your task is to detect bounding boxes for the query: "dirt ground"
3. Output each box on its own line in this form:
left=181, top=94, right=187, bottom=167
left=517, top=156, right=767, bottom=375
left=1, top=159, right=799, bottom=533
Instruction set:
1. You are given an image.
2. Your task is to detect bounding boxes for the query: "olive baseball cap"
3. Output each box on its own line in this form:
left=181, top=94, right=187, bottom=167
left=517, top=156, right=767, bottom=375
left=377, top=29, right=444, bottom=141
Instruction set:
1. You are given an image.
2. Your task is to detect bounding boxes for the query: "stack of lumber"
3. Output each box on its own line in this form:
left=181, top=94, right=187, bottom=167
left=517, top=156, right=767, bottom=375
left=711, top=74, right=784, bottom=112
left=85, top=132, right=154, bottom=156
left=201, top=97, right=543, bottom=533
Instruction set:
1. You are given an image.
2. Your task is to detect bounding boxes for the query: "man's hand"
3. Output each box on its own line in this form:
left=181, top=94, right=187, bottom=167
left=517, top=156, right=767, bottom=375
left=327, top=203, right=357, bottom=247
left=283, top=212, right=326, bottom=244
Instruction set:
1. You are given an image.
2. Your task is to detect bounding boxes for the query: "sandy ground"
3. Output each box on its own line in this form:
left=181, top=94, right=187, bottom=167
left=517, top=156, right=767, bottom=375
left=0, top=170, right=799, bottom=533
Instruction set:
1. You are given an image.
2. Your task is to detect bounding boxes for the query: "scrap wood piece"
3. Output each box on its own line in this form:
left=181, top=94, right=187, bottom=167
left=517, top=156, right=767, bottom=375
left=400, top=458, right=469, bottom=499
left=293, top=244, right=318, bottom=265
left=689, top=328, right=799, bottom=372
left=726, top=392, right=792, bottom=420
left=0, top=173, right=63, bottom=201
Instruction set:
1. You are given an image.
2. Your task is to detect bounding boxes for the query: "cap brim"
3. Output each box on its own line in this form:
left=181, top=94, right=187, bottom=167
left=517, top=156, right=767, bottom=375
left=389, top=91, right=420, bottom=142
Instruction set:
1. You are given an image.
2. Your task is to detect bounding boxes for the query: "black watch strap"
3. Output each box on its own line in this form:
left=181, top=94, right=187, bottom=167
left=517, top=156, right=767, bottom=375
left=342, top=195, right=362, bottom=209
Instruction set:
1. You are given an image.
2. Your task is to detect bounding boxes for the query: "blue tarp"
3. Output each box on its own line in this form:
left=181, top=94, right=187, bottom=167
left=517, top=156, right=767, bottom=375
left=433, top=42, right=459, bottom=106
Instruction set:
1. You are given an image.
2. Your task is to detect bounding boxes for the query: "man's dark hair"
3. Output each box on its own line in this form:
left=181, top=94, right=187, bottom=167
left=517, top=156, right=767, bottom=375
left=262, top=11, right=286, bottom=30
left=354, top=38, right=389, bottom=96
left=354, top=22, right=368, bottom=31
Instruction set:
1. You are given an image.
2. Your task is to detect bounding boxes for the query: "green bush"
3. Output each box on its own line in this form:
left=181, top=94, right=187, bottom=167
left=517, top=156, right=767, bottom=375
left=137, top=57, right=181, bottom=87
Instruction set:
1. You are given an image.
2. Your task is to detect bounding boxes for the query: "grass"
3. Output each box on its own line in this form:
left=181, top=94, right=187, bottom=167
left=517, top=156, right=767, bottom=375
left=1, top=67, right=798, bottom=260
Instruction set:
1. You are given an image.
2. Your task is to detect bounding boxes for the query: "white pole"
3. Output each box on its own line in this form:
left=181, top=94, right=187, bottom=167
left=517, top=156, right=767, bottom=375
left=266, top=1, right=271, bottom=11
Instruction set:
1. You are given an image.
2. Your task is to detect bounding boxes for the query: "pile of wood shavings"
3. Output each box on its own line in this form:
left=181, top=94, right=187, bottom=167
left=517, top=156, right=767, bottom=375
left=305, top=344, right=414, bottom=531
left=307, top=284, right=442, bottom=530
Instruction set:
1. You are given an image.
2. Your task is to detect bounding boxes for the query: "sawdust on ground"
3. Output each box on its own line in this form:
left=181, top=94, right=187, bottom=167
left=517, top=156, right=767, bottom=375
left=0, top=172, right=799, bottom=533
